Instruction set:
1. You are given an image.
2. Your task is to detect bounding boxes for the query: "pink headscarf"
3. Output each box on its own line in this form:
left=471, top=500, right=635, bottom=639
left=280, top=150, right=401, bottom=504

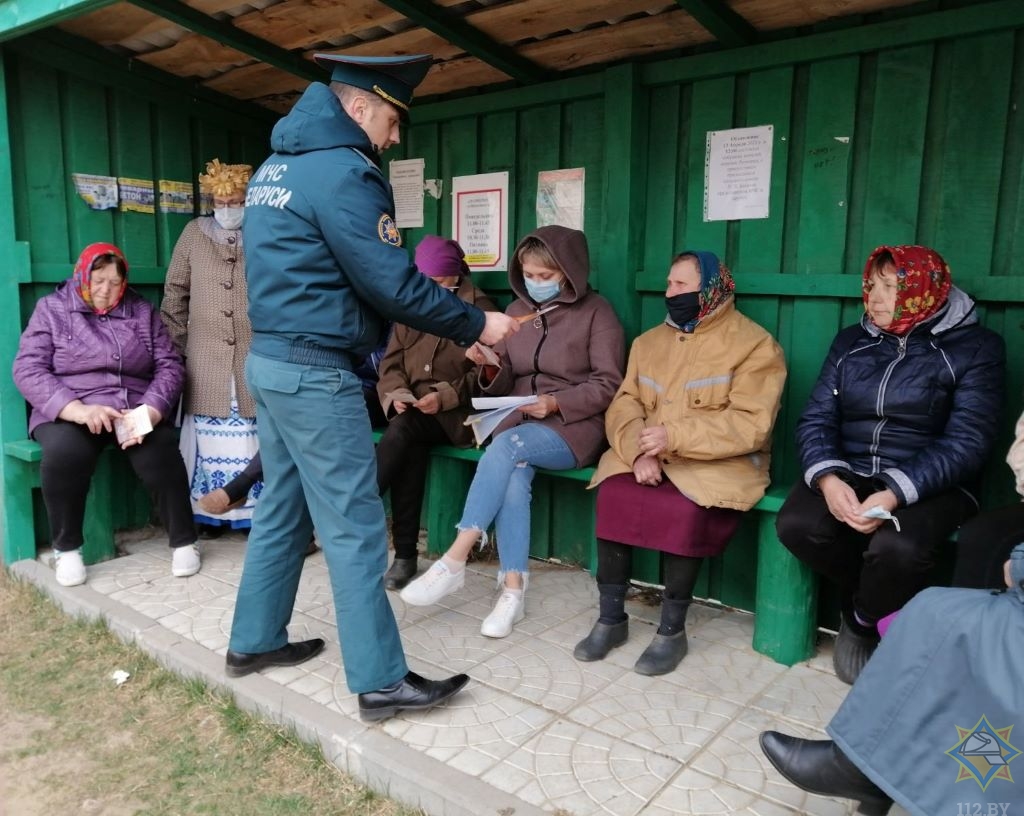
left=72, top=242, right=128, bottom=314
left=862, top=245, right=951, bottom=336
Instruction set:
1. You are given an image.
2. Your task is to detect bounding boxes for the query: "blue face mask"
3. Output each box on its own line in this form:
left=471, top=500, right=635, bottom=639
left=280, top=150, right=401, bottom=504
left=524, top=277, right=562, bottom=303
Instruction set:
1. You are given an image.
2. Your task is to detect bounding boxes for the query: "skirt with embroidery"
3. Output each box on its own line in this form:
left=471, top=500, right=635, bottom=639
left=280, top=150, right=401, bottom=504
left=179, top=395, right=260, bottom=529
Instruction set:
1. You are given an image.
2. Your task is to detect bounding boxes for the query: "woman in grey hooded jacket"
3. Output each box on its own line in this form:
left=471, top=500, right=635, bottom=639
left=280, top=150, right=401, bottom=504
left=400, top=226, right=625, bottom=637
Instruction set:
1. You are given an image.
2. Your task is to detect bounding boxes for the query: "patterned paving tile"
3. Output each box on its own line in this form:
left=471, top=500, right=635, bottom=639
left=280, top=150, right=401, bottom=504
left=748, top=664, right=849, bottom=729
left=642, top=766, right=821, bottom=815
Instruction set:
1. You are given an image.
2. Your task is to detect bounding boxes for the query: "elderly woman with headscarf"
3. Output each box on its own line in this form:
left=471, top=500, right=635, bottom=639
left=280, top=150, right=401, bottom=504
left=375, top=235, right=496, bottom=590
left=161, top=159, right=258, bottom=536
left=573, top=250, right=787, bottom=676
left=13, top=242, right=197, bottom=586
left=776, top=244, right=1005, bottom=685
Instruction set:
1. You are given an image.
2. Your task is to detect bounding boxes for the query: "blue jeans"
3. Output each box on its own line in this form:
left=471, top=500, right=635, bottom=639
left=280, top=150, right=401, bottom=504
left=229, top=353, right=407, bottom=693
left=459, top=423, right=575, bottom=576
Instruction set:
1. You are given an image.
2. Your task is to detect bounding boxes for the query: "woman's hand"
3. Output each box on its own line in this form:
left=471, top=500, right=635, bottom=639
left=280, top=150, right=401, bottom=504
left=852, top=488, right=898, bottom=534
left=58, top=400, right=122, bottom=435
left=819, top=474, right=864, bottom=528
left=632, top=454, right=663, bottom=486
left=522, top=394, right=558, bottom=419
left=638, top=425, right=669, bottom=457
left=120, top=404, right=162, bottom=450
left=393, top=400, right=410, bottom=415
left=413, top=392, right=441, bottom=415
left=465, top=343, right=492, bottom=365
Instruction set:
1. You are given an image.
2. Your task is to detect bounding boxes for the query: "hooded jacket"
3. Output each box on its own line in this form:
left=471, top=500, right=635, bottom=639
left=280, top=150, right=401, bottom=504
left=13, top=281, right=184, bottom=436
left=590, top=299, right=787, bottom=510
left=798, top=287, right=1005, bottom=506
left=482, top=226, right=625, bottom=467
left=376, top=277, right=496, bottom=446
left=242, top=82, right=484, bottom=363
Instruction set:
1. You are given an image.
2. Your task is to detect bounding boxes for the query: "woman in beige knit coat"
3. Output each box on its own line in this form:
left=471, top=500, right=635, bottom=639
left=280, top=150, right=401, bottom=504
left=160, top=159, right=257, bottom=534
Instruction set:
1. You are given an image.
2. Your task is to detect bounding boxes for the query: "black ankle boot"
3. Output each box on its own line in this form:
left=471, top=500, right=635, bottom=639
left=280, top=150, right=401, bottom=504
left=759, top=731, right=892, bottom=815
left=833, top=616, right=879, bottom=685
left=634, top=595, right=690, bottom=675
left=573, top=583, right=628, bottom=662
left=385, top=557, right=418, bottom=591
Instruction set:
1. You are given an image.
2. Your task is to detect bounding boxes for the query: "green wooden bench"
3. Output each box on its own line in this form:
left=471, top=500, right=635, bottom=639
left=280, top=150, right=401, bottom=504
left=2, top=438, right=118, bottom=566
left=375, top=429, right=815, bottom=666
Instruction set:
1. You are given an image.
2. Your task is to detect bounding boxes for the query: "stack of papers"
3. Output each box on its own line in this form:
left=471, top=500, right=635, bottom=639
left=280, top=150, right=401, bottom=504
left=464, top=396, right=539, bottom=446
left=114, top=405, right=153, bottom=445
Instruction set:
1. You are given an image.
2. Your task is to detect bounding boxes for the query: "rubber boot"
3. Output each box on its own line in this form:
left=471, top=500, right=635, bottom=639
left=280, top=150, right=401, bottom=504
left=759, top=731, right=892, bottom=815
left=573, top=583, right=628, bottom=662
left=384, top=556, right=418, bottom=591
left=634, top=595, right=690, bottom=676
left=833, top=612, right=879, bottom=685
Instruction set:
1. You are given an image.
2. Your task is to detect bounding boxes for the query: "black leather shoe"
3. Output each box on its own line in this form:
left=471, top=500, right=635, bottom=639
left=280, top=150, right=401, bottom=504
left=759, top=731, right=892, bottom=816
left=634, top=629, right=688, bottom=676
left=384, top=557, right=418, bottom=591
left=225, top=638, right=326, bottom=678
left=833, top=620, right=879, bottom=685
left=358, top=670, right=469, bottom=722
left=573, top=619, right=628, bottom=661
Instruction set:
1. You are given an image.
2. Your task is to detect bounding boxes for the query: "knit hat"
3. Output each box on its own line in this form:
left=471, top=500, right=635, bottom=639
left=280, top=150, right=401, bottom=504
left=415, top=235, right=469, bottom=279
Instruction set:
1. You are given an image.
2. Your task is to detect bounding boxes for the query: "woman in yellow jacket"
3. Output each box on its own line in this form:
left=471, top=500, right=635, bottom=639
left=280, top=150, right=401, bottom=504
left=575, top=250, right=787, bottom=675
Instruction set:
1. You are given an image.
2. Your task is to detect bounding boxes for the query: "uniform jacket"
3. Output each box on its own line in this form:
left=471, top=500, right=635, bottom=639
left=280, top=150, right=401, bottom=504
left=798, top=287, right=1005, bottom=506
left=160, top=218, right=255, bottom=417
left=13, top=281, right=184, bottom=436
left=376, top=278, right=496, bottom=446
left=242, top=82, right=484, bottom=361
left=590, top=301, right=787, bottom=510
left=482, top=225, right=625, bottom=467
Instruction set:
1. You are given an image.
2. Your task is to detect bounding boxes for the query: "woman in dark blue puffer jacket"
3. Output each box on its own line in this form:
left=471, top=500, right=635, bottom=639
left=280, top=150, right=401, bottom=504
left=776, top=244, right=1005, bottom=685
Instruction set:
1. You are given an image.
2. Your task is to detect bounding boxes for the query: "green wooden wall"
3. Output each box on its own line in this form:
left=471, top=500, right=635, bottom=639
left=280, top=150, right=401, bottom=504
left=1, top=2, right=1022, bottom=618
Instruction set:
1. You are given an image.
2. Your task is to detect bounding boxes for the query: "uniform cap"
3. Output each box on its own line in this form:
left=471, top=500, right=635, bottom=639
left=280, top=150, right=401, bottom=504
left=313, top=53, right=433, bottom=121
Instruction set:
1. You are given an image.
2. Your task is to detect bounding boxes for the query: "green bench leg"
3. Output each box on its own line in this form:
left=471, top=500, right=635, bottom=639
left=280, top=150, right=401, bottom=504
left=1, top=459, right=39, bottom=564
left=753, top=513, right=818, bottom=665
left=81, top=450, right=116, bottom=565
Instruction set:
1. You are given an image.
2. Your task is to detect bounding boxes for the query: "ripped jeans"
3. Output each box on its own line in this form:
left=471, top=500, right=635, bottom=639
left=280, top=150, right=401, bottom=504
left=458, top=423, right=576, bottom=576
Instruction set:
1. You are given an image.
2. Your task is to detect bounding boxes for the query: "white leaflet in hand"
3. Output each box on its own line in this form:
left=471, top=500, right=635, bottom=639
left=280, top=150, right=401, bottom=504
left=114, top=405, right=153, bottom=445
left=862, top=505, right=901, bottom=532
left=464, top=396, right=540, bottom=446
left=471, top=396, right=540, bottom=410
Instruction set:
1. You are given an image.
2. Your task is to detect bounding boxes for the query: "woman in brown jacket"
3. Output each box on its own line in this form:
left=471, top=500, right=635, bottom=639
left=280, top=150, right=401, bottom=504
left=401, top=226, right=625, bottom=638
left=375, top=236, right=496, bottom=590
left=160, top=159, right=257, bottom=534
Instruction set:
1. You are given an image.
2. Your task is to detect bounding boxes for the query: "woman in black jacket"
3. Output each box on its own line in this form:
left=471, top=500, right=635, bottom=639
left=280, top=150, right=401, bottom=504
left=776, top=244, right=1005, bottom=684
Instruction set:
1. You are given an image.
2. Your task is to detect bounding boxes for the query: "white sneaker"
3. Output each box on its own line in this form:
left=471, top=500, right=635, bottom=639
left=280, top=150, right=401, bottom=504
left=171, top=544, right=201, bottom=577
left=399, top=560, right=464, bottom=606
left=54, top=548, right=87, bottom=587
left=480, top=590, right=525, bottom=638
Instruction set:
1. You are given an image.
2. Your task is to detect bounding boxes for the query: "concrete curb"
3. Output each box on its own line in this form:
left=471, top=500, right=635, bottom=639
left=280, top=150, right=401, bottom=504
left=8, top=559, right=549, bottom=816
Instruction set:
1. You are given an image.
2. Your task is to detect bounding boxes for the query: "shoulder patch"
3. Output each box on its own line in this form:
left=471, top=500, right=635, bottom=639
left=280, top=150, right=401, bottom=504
left=378, top=214, right=402, bottom=246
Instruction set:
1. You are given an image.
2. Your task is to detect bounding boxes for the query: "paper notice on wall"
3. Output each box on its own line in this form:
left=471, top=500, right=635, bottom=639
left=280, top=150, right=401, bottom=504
left=72, top=173, right=118, bottom=211
left=703, top=125, right=773, bottom=221
left=452, top=171, right=509, bottom=271
left=390, top=158, right=425, bottom=228
left=118, top=177, right=155, bottom=214
left=158, top=180, right=194, bottom=214
left=536, top=168, right=585, bottom=230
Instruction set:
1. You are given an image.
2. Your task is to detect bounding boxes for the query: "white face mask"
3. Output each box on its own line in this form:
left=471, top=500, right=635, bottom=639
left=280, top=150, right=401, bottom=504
left=213, top=206, right=244, bottom=230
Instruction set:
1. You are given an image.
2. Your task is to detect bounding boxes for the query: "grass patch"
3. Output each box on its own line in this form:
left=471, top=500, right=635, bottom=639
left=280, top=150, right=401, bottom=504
left=0, top=569, right=425, bottom=816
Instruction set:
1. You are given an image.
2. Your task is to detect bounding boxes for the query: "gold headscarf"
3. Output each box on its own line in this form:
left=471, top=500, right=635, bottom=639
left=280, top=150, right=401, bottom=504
left=198, top=158, right=251, bottom=196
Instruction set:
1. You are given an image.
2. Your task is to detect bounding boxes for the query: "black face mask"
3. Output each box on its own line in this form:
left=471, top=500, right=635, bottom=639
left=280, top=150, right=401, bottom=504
left=666, top=291, right=701, bottom=326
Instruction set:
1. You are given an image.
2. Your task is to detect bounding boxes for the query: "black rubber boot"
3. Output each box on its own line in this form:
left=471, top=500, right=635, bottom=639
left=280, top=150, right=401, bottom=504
left=573, top=583, right=628, bottom=662
left=384, top=557, right=418, bottom=591
left=833, top=614, right=879, bottom=685
left=634, top=595, right=690, bottom=675
left=759, top=731, right=892, bottom=815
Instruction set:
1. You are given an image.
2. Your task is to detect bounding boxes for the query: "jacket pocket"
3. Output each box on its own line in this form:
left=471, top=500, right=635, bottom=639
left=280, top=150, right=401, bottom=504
left=684, top=375, right=732, bottom=409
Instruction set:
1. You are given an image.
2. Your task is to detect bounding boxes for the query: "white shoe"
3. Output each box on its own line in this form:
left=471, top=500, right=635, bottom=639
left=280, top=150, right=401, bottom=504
left=400, top=560, right=464, bottom=606
left=54, top=548, right=87, bottom=587
left=171, top=544, right=201, bottom=577
left=480, top=590, right=525, bottom=638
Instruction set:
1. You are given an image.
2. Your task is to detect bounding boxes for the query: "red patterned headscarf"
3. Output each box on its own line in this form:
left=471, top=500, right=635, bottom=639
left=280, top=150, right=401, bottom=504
left=862, top=245, right=951, bottom=336
left=72, top=242, right=128, bottom=314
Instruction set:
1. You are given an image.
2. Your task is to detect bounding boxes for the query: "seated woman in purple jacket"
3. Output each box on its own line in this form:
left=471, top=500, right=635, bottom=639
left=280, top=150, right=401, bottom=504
left=400, top=226, right=625, bottom=638
left=12, top=242, right=198, bottom=586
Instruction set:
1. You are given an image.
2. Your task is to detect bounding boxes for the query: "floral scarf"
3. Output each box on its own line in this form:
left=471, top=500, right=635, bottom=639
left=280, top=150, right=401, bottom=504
left=672, top=250, right=735, bottom=334
left=72, top=242, right=128, bottom=314
left=862, top=245, right=951, bottom=336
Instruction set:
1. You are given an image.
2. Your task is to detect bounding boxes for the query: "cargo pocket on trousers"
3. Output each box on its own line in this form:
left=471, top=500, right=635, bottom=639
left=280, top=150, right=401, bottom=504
left=258, top=366, right=302, bottom=395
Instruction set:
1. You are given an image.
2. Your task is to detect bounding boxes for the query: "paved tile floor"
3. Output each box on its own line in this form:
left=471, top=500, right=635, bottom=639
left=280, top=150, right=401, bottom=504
left=14, top=528, right=910, bottom=816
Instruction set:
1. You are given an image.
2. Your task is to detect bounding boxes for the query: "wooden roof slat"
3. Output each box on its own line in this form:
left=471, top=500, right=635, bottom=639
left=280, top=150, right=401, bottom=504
left=203, top=61, right=305, bottom=98
left=731, top=0, right=923, bottom=32
left=136, top=31, right=253, bottom=77
left=56, top=0, right=238, bottom=45
left=674, top=0, right=757, bottom=46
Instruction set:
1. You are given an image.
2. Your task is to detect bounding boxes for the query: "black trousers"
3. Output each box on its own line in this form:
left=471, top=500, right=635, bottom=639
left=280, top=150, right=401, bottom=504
left=375, top=408, right=449, bottom=559
left=596, top=538, right=703, bottom=600
left=775, top=476, right=976, bottom=621
left=952, top=502, right=1024, bottom=589
left=34, top=421, right=196, bottom=552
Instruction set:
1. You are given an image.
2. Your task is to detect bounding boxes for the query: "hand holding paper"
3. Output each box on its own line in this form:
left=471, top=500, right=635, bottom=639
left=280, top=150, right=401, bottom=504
left=114, top=404, right=154, bottom=448
left=463, top=396, right=539, bottom=446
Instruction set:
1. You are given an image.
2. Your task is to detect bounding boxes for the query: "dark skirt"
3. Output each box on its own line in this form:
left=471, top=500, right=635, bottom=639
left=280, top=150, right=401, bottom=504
left=595, top=473, right=742, bottom=557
